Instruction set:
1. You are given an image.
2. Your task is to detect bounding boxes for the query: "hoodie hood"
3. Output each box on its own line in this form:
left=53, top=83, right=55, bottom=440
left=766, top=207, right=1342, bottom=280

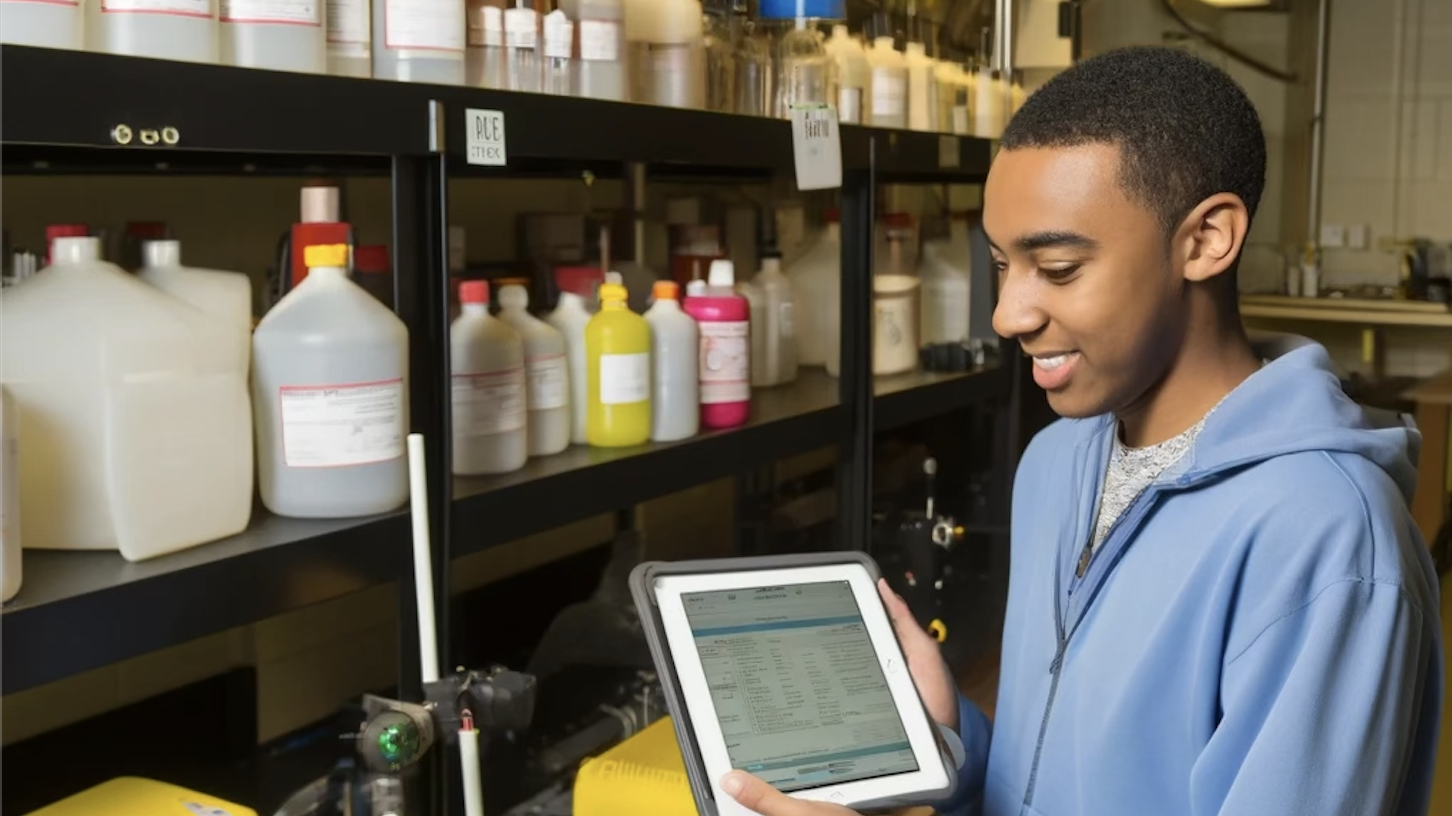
left=1178, top=335, right=1421, bottom=502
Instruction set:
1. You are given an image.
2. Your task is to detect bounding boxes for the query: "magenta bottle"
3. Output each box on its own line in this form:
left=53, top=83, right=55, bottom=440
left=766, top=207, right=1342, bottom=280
left=684, top=260, right=751, bottom=429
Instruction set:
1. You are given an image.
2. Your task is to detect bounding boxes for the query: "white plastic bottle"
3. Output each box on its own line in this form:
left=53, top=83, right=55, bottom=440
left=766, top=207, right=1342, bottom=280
left=561, top=0, right=626, bottom=101
left=504, top=0, right=540, bottom=93
left=866, top=35, right=906, bottom=129
left=825, top=25, right=868, bottom=124
left=466, top=2, right=507, bottom=87
left=221, top=0, right=325, bottom=72
left=904, top=41, right=939, bottom=132
left=371, top=0, right=465, bottom=84
left=919, top=214, right=972, bottom=345
left=497, top=283, right=570, bottom=457
left=643, top=280, right=699, bottom=442
left=542, top=8, right=574, bottom=95
left=546, top=266, right=601, bottom=445
left=625, top=0, right=704, bottom=108
left=742, top=253, right=798, bottom=387
left=89, top=0, right=219, bottom=63
left=2, top=0, right=83, bottom=50
left=793, top=214, right=841, bottom=367
left=328, top=0, right=372, bottom=75
left=1, top=388, right=19, bottom=603
left=451, top=280, right=528, bottom=475
left=138, top=240, right=253, bottom=378
left=1, top=237, right=251, bottom=559
left=974, top=65, right=1006, bottom=138
left=252, top=243, right=409, bottom=518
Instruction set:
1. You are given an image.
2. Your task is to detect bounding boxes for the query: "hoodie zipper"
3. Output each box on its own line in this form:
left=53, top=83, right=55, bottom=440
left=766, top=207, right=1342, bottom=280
left=1020, top=435, right=1178, bottom=811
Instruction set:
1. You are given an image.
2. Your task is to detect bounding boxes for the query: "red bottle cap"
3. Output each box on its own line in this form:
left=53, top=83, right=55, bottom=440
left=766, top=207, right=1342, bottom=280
left=823, top=208, right=840, bottom=224
left=554, top=266, right=604, bottom=296
left=355, top=244, right=390, bottom=274
left=459, top=279, right=490, bottom=305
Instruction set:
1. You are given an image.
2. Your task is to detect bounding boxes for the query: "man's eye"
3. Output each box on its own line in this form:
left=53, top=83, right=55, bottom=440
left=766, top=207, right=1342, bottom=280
left=992, top=259, right=1009, bottom=274
left=1041, top=265, right=1080, bottom=282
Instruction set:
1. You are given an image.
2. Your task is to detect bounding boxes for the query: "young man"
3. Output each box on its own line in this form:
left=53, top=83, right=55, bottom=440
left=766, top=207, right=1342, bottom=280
left=722, top=46, right=1443, bottom=816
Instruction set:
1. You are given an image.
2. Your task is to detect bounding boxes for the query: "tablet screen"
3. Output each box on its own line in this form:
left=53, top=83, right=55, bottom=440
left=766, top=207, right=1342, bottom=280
left=682, top=580, right=920, bottom=792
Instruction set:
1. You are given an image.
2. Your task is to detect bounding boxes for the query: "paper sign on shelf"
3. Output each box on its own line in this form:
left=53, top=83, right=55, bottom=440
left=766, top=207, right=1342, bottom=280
left=790, top=104, right=842, bottom=191
left=465, top=108, right=507, bottom=167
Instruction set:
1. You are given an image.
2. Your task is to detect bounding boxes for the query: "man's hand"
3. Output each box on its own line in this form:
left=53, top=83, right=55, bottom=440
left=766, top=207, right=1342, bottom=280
left=878, top=578, right=959, bottom=731
left=721, top=772, right=859, bottom=816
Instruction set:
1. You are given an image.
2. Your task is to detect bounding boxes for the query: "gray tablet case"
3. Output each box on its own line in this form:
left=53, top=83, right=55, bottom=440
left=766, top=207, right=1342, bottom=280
left=628, top=552, right=964, bottom=816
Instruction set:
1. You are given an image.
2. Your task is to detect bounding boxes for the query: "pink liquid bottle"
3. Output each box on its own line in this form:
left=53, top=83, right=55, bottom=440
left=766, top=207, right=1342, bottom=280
left=684, top=259, right=751, bottom=429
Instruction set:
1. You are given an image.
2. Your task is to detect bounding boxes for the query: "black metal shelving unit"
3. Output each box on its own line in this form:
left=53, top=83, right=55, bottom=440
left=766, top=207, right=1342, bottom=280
left=0, top=44, right=1010, bottom=711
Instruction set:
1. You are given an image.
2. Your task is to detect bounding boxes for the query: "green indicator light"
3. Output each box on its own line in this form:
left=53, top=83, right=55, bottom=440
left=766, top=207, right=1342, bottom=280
left=376, top=719, right=420, bottom=768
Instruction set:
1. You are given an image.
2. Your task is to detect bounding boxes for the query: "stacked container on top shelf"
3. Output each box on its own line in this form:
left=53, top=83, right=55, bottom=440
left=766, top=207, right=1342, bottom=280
left=2, top=0, right=84, bottom=49
left=88, top=0, right=219, bottom=63
left=328, top=0, right=373, bottom=76
left=866, top=35, right=907, bottom=129
left=252, top=243, right=409, bottom=518
left=825, top=24, right=867, bottom=124
left=498, top=282, right=570, bottom=457
left=372, top=0, right=466, bottom=83
left=466, top=0, right=507, bottom=87
left=624, top=0, right=704, bottom=108
left=220, top=0, right=325, bottom=72
left=1, top=234, right=252, bottom=560
left=451, top=280, right=528, bottom=475
left=561, top=0, right=627, bottom=100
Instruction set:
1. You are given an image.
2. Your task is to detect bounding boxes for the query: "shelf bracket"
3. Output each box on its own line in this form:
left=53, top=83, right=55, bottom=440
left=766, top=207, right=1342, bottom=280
left=428, top=99, right=445, bottom=154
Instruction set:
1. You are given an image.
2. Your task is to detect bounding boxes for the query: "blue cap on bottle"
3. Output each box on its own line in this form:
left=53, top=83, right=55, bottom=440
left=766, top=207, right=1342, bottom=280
left=758, top=0, right=844, bottom=20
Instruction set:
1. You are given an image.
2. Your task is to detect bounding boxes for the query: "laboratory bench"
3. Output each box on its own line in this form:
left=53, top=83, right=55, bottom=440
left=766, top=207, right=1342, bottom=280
left=1, top=41, right=1022, bottom=816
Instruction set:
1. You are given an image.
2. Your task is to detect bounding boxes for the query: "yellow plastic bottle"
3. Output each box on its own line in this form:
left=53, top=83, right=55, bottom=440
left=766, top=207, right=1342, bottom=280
left=586, top=282, right=652, bottom=447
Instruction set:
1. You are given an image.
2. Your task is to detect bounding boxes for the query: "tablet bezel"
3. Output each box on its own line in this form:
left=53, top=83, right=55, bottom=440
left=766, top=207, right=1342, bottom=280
left=653, top=562, right=950, bottom=813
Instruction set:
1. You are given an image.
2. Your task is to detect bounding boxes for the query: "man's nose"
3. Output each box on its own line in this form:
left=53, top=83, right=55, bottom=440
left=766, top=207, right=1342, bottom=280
left=992, top=271, right=1047, bottom=340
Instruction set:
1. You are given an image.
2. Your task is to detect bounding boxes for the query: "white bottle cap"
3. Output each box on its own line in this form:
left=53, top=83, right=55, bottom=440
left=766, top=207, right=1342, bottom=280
left=708, top=259, right=735, bottom=287
left=761, top=257, right=781, bottom=274
left=300, top=186, right=340, bottom=223
left=906, top=41, right=926, bottom=57
left=51, top=237, right=100, bottom=265
left=605, top=271, right=623, bottom=285
left=686, top=280, right=707, bottom=297
left=142, top=239, right=181, bottom=269
left=498, top=283, right=530, bottom=310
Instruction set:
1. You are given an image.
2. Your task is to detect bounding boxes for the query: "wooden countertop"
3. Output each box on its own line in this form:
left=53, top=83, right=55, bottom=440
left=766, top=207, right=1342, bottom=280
left=1240, top=295, right=1452, bottom=328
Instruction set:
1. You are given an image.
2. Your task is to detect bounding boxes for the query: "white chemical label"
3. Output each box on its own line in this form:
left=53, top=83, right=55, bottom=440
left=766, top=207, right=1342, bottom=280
left=465, top=108, right=507, bottom=166
left=874, top=297, right=916, bottom=370
left=279, top=379, right=405, bottom=468
left=790, top=104, right=842, bottom=191
left=526, top=354, right=568, bottom=410
left=837, top=86, right=863, bottom=124
left=452, top=368, right=525, bottom=436
left=467, top=4, right=502, bottom=47
left=779, top=300, right=795, bottom=337
left=504, top=6, right=535, bottom=49
left=578, top=18, right=618, bottom=62
left=648, top=43, right=694, bottom=107
left=220, top=0, right=318, bottom=24
left=384, top=0, right=463, bottom=51
left=542, top=10, right=570, bottom=59
left=599, top=352, right=649, bottom=405
left=699, top=321, right=749, bottom=404
left=952, top=105, right=969, bottom=135
left=101, top=0, right=211, bottom=18
left=872, top=68, right=906, bottom=118
left=328, top=0, right=368, bottom=46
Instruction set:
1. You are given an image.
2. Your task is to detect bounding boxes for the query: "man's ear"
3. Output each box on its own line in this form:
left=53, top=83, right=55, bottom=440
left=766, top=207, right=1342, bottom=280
left=1174, top=192, right=1250, bottom=284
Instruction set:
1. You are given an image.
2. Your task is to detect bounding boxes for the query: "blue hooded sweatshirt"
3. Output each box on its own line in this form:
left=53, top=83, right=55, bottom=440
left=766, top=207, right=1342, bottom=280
left=943, top=337, right=1443, bottom=816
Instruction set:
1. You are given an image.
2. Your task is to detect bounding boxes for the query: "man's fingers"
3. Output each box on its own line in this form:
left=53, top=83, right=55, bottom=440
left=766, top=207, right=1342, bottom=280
left=721, top=772, right=855, bottom=816
left=878, top=579, right=931, bottom=644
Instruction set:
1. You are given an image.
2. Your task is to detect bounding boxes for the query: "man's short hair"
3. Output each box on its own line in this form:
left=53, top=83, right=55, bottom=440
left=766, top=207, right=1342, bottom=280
left=1002, top=46, right=1267, bottom=237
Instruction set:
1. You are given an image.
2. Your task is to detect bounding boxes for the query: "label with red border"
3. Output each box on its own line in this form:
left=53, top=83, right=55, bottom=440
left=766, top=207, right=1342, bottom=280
left=385, top=0, right=464, bottom=52
left=102, top=0, right=210, bottom=16
left=1, top=0, right=81, bottom=8
left=279, top=378, right=405, bottom=468
left=220, top=0, right=318, bottom=24
left=327, top=0, right=368, bottom=53
left=699, top=321, right=749, bottom=404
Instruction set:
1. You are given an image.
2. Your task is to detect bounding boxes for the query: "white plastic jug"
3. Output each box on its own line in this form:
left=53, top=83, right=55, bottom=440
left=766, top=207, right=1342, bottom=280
left=452, top=281, right=528, bottom=475
left=742, top=254, right=798, bottom=388
left=138, top=240, right=253, bottom=376
left=794, top=220, right=841, bottom=368
left=252, top=244, right=409, bottom=518
left=0, top=237, right=252, bottom=560
left=643, top=280, right=699, bottom=442
left=1, top=388, right=19, bottom=603
left=919, top=216, right=972, bottom=345
left=498, top=284, right=570, bottom=457
left=546, top=267, right=602, bottom=445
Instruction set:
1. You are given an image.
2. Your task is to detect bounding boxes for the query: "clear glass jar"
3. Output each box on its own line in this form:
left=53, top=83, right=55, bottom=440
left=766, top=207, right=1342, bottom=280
left=733, top=16, right=771, bottom=116
left=504, top=0, right=540, bottom=93
left=773, top=23, right=834, bottom=119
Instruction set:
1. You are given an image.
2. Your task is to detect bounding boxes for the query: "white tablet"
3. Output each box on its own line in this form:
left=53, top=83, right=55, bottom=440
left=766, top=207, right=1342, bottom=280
left=649, top=560, right=953, bottom=815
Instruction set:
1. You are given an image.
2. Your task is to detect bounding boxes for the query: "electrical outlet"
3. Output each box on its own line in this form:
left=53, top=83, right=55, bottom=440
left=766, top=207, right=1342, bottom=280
left=1320, top=224, right=1346, bottom=248
left=1347, top=223, right=1369, bottom=251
